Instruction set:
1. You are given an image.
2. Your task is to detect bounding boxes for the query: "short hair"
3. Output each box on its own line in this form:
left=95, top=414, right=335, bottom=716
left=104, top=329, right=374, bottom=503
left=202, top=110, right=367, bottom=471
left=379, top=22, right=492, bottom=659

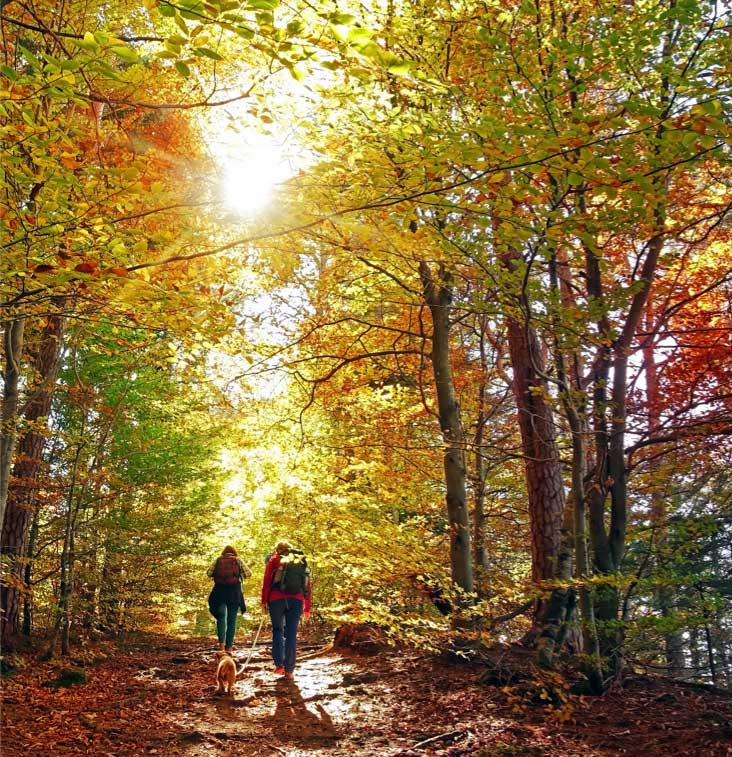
left=222, top=545, right=238, bottom=556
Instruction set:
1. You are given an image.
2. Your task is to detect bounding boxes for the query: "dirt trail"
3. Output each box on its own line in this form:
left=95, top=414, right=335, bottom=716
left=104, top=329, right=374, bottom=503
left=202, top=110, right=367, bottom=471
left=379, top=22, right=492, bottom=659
left=167, top=646, right=397, bottom=755
left=2, top=634, right=732, bottom=756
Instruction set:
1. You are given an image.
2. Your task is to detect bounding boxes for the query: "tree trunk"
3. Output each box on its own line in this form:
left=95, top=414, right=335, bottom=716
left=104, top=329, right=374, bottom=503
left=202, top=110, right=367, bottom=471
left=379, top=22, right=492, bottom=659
left=643, top=326, right=685, bottom=676
left=498, top=247, right=565, bottom=593
left=472, top=314, right=490, bottom=580
left=22, top=503, right=41, bottom=636
left=1, top=312, right=64, bottom=648
left=540, top=245, right=602, bottom=688
left=44, top=438, right=84, bottom=659
left=1, top=317, right=25, bottom=526
left=418, top=261, right=473, bottom=595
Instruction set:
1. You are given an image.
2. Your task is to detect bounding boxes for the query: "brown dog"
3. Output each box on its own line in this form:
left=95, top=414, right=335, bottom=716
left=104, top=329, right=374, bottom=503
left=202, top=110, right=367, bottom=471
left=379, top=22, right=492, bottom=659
left=215, top=651, right=237, bottom=695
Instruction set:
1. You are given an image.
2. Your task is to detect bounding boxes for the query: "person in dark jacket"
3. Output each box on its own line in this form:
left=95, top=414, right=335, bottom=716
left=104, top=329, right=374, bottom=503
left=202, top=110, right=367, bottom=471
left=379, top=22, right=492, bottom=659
left=261, top=540, right=311, bottom=679
left=207, top=545, right=252, bottom=652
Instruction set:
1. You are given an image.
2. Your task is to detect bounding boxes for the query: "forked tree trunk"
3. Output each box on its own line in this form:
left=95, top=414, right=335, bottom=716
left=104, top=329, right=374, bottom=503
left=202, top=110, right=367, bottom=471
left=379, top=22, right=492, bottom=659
left=44, top=438, right=84, bottom=659
left=549, top=245, right=603, bottom=690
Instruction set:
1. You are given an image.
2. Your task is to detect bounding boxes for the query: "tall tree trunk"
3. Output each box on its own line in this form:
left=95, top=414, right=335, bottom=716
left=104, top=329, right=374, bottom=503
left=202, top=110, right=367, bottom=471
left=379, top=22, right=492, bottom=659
left=22, top=503, right=41, bottom=636
left=643, top=323, right=684, bottom=676
left=472, top=314, right=490, bottom=581
left=1, top=317, right=25, bottom=526
left=1, top=311, right=64, bottom=648
left=61, top=522, right=76, bottom=656
left=418, top=261, right=473, bottom=596
left=499, top=248, right=566, bottom=608
left=44, top=438, right=84, bottom=659
left=547, top=247, right=603, bottom=690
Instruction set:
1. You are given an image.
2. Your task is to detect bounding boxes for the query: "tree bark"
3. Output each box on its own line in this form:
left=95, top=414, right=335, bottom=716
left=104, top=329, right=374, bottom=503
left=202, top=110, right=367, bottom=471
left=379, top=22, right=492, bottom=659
left=1, top=312, right=64, bottom=648
left=419, top=261, right=473, bottom=595
left=472, top=314, right=490, bottom=579
left=1, top=317, right=25, bottom=527
left=499, top=247, right=565, bottom=592
left=643, top=324, right=685, bottom=676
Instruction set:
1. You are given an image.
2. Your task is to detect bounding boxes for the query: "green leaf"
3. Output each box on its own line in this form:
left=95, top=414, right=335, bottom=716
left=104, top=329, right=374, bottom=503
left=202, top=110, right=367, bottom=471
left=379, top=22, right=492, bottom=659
left=193, top=47, right=224, bottom=60
left=158, top=3, right=177, bottom=17
left=18, top=44, right=42, bottom=65
left=700, top=99, right=722, bottom=116
left=0, top=64, right=19, bottom=81
left=387, top=59, right=413, bottom=76
left=175, top=14, right=190, bottom=35
left=347, top=27, right=374, bottom=45
left=111, top=46, right=139, bottom=63
left=329, top=12, right=355, bottom=24
left=175, top=60, right=192, bottom=77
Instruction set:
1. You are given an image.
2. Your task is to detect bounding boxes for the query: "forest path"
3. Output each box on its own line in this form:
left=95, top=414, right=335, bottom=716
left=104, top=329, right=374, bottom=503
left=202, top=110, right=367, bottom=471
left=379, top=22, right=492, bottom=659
left=164, top=643, right=396, bottom=756
left=2, top=632, right=732, bottom=756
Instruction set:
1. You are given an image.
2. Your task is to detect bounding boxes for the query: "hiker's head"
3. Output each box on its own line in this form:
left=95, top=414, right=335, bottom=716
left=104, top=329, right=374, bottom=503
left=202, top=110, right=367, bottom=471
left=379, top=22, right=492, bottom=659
left=274, top=540, right=291, bottom=556
left=222, top=545, right=238, bottom=556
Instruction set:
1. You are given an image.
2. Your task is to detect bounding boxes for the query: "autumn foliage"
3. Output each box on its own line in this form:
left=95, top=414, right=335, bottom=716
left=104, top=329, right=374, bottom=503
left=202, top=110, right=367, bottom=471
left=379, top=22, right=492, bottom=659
left=2, top=0, right=731, bottom=714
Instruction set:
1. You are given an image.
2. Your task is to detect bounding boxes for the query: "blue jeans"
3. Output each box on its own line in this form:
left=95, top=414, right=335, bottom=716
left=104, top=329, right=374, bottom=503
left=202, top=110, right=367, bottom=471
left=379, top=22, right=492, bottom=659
left=268, top=598, right=303, bottom=673
left=214, top=601, right=239, bottom=647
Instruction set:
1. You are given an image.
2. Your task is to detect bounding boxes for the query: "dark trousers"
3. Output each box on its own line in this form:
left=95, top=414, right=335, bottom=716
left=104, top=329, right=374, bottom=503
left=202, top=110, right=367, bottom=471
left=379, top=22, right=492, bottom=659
left=214, top=601, right=239, bottom=647
left=268, top=598, right=303, bottom=673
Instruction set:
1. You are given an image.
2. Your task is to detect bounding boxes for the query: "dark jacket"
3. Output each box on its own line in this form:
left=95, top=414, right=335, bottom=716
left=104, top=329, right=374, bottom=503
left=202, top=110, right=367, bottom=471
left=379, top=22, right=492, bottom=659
left=208, top=581, right=246, bottom=616
left=207, top=555, right=251, bottom=616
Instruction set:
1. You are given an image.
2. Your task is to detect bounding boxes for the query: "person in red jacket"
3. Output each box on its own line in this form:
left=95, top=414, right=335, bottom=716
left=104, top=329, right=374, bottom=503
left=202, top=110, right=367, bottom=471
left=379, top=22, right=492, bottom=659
left=261, top=540, right=311, bottom=680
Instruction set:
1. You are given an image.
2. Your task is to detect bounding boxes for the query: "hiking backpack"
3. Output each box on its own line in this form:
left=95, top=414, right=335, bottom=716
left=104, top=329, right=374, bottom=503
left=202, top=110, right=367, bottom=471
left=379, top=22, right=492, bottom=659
left=272, top=549, right=309, bottom=597
left=213, top=554, right=241, bottom=585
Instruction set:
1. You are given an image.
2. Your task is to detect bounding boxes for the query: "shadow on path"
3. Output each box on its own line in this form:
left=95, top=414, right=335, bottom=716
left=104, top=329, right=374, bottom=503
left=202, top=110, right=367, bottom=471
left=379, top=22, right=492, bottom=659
left=270, top=675, right=339, bottom=745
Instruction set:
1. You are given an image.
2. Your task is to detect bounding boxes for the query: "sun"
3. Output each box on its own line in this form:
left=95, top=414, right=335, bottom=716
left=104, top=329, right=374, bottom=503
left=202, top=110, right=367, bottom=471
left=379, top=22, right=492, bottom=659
left=221, top=141, right=291, bottom=215
left=204, top=106, right=300, bottom=217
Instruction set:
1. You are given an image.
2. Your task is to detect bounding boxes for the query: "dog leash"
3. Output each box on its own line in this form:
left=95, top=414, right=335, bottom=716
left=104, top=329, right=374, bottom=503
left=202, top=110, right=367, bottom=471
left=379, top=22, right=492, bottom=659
left=238, top=615, right=266, bottom=674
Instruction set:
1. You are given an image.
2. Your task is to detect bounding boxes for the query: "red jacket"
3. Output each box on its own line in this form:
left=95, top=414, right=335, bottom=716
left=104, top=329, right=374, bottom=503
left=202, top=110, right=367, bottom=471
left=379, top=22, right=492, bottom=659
left=262, top=552, right=312, bottom=613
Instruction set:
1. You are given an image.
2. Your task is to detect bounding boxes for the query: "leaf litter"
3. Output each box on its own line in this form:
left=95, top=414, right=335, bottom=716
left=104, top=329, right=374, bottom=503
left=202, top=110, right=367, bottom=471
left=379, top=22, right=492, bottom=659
left=2, top=632, right=731, bottom=756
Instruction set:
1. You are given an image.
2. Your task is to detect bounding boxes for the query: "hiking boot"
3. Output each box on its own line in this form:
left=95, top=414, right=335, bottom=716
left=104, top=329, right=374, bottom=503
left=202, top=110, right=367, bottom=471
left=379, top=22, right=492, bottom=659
left=274, top=666, right=285, bottom=675
left=225, top=647, right=233, bottom=654
left=284, top=671, right=294, bottom=680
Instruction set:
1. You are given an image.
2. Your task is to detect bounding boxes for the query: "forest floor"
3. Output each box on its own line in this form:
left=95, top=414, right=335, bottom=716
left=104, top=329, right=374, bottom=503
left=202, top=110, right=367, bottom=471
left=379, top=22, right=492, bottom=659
left=2, top=629, right=731, bottom=756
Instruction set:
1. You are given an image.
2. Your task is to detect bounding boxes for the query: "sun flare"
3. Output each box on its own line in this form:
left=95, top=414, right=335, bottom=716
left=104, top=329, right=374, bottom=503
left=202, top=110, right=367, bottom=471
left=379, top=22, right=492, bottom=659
left=221, top=145, right=288, bottom=214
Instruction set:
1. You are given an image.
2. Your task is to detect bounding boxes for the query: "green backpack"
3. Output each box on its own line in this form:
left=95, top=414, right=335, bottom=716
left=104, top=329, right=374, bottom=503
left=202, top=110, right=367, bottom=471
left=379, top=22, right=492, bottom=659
left=272, top=549, right=309, bottom=597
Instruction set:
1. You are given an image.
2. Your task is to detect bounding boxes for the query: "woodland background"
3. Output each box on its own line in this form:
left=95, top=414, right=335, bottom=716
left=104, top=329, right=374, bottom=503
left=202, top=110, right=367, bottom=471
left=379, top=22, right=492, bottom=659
left=1, top=0, right=731, bottom=700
